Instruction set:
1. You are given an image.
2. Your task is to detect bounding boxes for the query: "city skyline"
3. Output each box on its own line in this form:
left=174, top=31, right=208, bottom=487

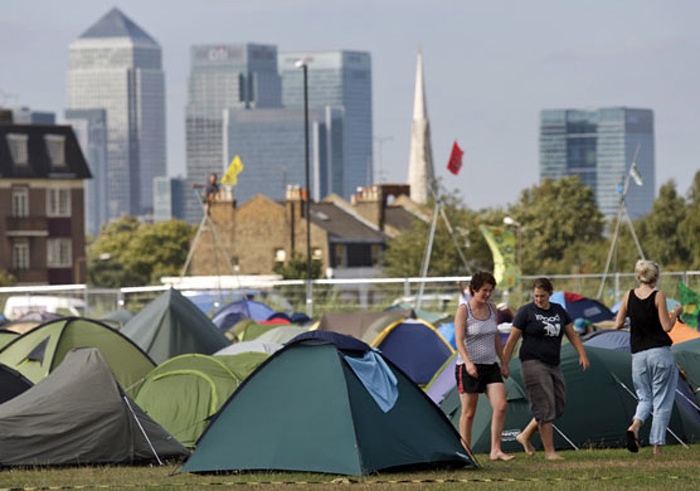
left=2, top=1, right=699, bottom=211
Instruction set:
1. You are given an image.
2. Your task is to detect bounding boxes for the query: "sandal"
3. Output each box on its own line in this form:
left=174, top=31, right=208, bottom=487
left=626, top=430, right=639, bottom=453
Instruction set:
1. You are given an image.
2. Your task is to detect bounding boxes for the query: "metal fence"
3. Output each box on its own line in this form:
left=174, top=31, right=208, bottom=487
left=2, top=271, right=699, bottom=321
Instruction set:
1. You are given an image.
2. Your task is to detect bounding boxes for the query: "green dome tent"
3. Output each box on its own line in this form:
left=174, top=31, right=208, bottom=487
left=0, top=317, right=155, bottom=389
left=131, top=352, right=269, bottom=447
left=181, top=331, right=477, bottom=475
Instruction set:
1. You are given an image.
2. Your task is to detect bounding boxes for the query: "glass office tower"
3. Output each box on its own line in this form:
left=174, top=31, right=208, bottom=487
left=279, top=51, right=373, bottom=200
left=67, top=8, right=166, bottom=218
left=539, top=107, right=654, bottom=219
left=185, top=43, right=281, bottom=222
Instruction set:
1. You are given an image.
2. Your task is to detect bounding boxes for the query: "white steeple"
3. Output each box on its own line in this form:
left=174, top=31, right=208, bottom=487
left=407, top=48, right=435, bottom=204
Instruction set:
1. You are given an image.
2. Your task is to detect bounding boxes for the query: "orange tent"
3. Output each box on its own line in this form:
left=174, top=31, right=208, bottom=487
left=669, top=319, right=700, bottom=344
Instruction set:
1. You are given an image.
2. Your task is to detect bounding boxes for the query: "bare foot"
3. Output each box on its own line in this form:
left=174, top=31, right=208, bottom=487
left=489, top=451, right=515, bottom=462
left=653, top=445, right=663, bottom=456
left=515, top=433, right=536, bottom=456
left=545, top=453, right=564, bottom=460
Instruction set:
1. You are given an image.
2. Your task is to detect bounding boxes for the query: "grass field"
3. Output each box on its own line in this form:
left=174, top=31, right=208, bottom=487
left=1, top=443, right=699, bottom=490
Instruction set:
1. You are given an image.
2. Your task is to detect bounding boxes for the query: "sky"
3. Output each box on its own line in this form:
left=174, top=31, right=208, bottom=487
left=2, top=1, right=699, bottom=211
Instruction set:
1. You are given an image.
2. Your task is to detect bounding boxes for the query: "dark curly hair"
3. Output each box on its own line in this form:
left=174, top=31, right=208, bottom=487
left=468, top=271, right=497, bottom=295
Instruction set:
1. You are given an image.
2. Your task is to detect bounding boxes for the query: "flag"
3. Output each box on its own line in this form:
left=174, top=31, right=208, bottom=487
left=446, top=141, right=464, bottom=175
left=221, top=155, right=244, bottom=186
left=678, top=282, right=700, bottom=328
left=629, top=162, right=643, bottom=187
left=479, top=225, right=520, bottom=289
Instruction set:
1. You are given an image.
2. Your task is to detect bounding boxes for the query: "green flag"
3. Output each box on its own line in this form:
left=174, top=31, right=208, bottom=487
left=678, top=282, right=700, bottom=328
left=478, top=225, right=520, bottom=290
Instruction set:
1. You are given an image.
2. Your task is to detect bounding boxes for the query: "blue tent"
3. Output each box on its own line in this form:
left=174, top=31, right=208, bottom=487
left=211, top=299, right=276, bottom=332
left=550, top=291, right=614, bottom=323
left=370, top=319, right=454, bottom=386
left=581, top=329, right=630, bottom=351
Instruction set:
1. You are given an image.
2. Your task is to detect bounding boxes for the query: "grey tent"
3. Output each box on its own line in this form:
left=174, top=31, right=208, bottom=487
left=121, top=289, right=230, bottom=364
left=0, top=347, right=189, bottom=466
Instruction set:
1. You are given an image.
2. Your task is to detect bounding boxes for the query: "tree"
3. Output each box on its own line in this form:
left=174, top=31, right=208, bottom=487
left=507, top=176, right=606, bottom=274
left=0, top=269, right=16, bottom=287
left=87, top=217, right=195, bottom=287
left=272, top=252, right=323, bottom=280
left=636, top=180, right=689, bottom=270
left=382, top=191, right=493, bottom=277
left=679, top=171, right=700, bottom=269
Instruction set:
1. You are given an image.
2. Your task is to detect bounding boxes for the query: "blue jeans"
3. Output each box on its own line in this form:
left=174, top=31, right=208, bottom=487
left=631, top=346, right=678, bottom=446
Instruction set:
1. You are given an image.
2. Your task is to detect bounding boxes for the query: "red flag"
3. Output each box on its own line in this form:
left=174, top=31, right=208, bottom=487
left=446, top=141, right=464, bottom=175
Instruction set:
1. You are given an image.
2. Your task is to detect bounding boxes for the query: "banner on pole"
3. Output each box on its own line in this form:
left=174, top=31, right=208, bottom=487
left=446, top=141, right=464, bottom=175
left=479, top=225, right=520, bottom=289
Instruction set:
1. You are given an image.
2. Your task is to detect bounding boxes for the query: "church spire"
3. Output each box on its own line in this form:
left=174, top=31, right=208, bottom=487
left=407, top=47, right=435, bottom=204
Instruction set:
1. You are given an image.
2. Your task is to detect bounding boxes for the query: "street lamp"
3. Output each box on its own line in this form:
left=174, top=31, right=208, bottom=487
left=296, top=57, right=313, bottom=317
left=503, top=216, right=522, bottom=274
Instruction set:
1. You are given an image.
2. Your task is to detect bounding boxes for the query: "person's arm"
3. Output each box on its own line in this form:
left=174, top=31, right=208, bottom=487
left=502, top=325, right=522, bottom=371
left=564, top=321, right=590, bottom=370
left=614, top=291, right=630, bottom=330
left=454, top=304, right=477, bottom=377
left=494, top=316, right=510, bottom=378
left=656, top=291, right=682, bottom=332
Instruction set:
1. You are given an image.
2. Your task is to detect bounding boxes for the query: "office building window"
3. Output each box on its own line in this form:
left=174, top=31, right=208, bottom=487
left=12, top=186, right=29, bottom=217
left=44, top=134, right=66, bottom=167
left=7, top=133, right=28, bottom=165
left=47, top=188, right=71, bottom=217
left=47, top=238, right=72, bottom=268
left=12, top=239, right=30, bottom=270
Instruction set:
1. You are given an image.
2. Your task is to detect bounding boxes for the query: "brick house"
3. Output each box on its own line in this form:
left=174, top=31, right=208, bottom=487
left=189, top=184, right=425, bottom=279
left=0, top=121, right=91, bottom=284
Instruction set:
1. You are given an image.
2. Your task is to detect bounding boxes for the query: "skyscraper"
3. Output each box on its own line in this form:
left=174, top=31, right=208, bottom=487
left=539, top=107, right=655, bottom=219
left=185, top=43, right=281, bottom=222
left=67, top=8, right=166, bottom=219
left=279, top=50, right=373, bottom=200
left=64, top=109, right=108, bottom=236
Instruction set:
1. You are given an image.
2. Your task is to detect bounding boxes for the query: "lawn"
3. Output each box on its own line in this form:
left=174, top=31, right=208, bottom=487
left=1, top=444, right=699, bottom=490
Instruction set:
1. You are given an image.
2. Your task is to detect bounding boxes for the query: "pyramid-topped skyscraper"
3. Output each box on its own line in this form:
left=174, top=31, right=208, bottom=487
left=407, top=49, right=435, bottom=205
left=67, top=8, right=165, bottom=221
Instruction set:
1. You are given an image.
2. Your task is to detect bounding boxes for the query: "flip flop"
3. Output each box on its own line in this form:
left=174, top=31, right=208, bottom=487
left=626, top=430, right=639, bottom=453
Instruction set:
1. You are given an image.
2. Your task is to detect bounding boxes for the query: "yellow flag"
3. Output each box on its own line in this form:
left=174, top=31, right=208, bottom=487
left=221, top=155, right=244, bottom=186
left=479, top=225, right=520, bottom=290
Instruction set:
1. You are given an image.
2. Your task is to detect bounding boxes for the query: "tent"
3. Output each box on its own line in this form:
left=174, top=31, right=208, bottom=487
left=1, top=311, right=62, bottom=334
left=211, top=299, right=276, bottom=332
left=0, top=347, right=189, bottom=466
left=581, top=329, right=631, bottom=351
left=673, top=338, right=700, bottom=406
left=366, top=318, right=455, bottom=386
left=0, top=317, right=155, bottom=388
left=441, top=344, right=700, bottom=453
left=0, top=363, right=33, bottom=404
left=131, top=352, right=269, bottom=447
left=424, top=352, right=458, bottom=405
left=0, top=329, right=20, bottom=350
left=255, top=325, right=310, bottom=344
left=314, top=310, right=412, bottom=339
left=181, top=331, right=477, bottom=475
left=121, top=289, right=230, bottom=364
left=214, top=339, right=282, bottom=356
left=550, top=291, right=615, bottom=323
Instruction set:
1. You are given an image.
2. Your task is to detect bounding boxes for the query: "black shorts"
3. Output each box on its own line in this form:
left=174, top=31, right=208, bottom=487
left=455, top=362, right=504, bottom=394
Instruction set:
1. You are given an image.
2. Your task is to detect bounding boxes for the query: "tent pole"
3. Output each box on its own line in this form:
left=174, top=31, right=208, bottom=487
left=122, top=395, right=165, bottom=465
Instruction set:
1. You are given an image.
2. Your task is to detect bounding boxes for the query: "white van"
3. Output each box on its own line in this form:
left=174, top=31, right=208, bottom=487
left=3, top=295, right=86, bottom=320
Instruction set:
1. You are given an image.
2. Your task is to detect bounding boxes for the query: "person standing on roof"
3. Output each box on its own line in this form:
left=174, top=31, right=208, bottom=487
left=454, top=271, right=514, bottom=461
left=204, top=172, right=219, bottom=215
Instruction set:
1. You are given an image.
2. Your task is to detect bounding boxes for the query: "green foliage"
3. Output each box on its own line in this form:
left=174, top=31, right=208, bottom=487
left=272, top=251, right=323, bottom=280
left=636, top=180, right=689, bottom=269
left=87, top=217, right=195, bottom=287
left=382, top=190, right=492, bottom=278
left=679, top=171, right=700, bottom=269
left=0, top=269, right=16, bottom=287
left=506, top=176, right=605, bottom=275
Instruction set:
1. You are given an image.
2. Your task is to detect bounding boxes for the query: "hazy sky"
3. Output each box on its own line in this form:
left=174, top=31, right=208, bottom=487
left=2, top=1, right=698, bottom=210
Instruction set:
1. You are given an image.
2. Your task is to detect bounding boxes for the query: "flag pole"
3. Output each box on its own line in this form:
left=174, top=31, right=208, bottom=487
left=597, top=143, right=645, bottom=300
